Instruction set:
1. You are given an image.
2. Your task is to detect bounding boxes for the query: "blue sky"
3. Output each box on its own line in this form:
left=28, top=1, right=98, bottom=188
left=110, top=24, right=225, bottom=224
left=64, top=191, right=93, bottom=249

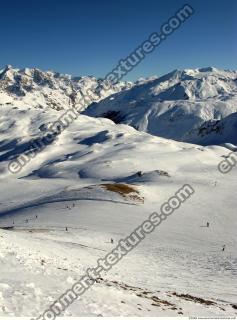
left=0, top=0, right=236, bottom=80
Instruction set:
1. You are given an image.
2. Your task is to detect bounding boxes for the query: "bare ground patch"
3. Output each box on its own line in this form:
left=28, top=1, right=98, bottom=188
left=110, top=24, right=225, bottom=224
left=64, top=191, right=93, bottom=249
left=101, top=183, right=144, bottom=203
left=172, top=292, right=216, bottom=306
left=94, top=277, right=177, bottom=311
left=92, top=277, right=233, bottom=314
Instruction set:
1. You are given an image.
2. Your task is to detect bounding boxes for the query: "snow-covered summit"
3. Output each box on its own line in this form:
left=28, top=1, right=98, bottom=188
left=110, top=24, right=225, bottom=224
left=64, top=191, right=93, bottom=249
left=84, top=67, right=237, bottom=145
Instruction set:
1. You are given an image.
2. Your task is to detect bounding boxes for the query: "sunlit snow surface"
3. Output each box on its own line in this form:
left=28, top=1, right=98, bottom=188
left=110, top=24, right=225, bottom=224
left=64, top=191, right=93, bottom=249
left=84, top=67, right=237, bottom=145
left=0, top=79, right=237, bottom=316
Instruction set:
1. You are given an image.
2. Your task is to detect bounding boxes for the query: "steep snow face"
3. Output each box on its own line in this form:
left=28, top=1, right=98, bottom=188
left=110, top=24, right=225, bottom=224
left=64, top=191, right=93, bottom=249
left=0, top=65, right=132, bottom=111
left=187, top=112, right=237, bottom=146
left=84, top=68, right=237, bottom=144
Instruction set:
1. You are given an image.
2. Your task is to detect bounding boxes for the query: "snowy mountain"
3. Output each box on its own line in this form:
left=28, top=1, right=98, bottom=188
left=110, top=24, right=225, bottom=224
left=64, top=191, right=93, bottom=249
left=0, top=67, right=237, bottom=317
left=0, top=65, right=132, bottom=111
left=2, top=65, right=237, bottom=146
left=84, top=67, right=237, bottom=145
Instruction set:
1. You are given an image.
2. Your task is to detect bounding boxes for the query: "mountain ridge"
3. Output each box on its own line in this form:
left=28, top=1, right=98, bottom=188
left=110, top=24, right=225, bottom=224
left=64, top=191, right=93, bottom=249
left=0, top=64, right=133, bottom=111
left=1, top=65, right=237, bottom=146
left=83, top=67, right=237, bottom=145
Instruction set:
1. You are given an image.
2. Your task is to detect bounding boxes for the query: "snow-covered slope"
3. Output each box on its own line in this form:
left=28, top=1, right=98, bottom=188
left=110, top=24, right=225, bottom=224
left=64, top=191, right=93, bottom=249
left=187, top=111, right=237, bottom=146
left=0, top=104, right=236, bottom=316
left=0, top=65, right=132, bottom=111
left=84, top=67, right=237, bottom=145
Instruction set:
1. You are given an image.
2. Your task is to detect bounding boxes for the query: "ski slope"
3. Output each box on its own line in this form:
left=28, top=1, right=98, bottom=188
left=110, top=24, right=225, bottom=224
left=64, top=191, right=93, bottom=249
left=0, top=104, right=236, bottom=316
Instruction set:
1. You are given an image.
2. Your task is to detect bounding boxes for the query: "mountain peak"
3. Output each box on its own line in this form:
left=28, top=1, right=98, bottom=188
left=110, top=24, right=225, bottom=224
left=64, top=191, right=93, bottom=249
left=84, top=67, right=237, bottom=145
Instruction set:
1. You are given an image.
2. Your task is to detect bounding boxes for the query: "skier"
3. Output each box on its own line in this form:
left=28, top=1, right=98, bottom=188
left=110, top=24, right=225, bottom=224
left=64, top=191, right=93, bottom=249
left=207, top=222, right=210, bottom=227
left=222, top=245, right=226, bottom=252
left=111, top=238, right=114, bottom=244
left=66, top=227, right=68, bottom=232
left=36, top=215, right=38, bottom=219
left=137, top=171, right=143, bottom=177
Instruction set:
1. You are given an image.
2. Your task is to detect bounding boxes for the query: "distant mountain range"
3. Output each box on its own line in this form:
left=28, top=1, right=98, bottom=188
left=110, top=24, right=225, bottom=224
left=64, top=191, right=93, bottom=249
left=1, top=65, right=237, bottom=146
left=0, top=65, right=132, bottom=111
